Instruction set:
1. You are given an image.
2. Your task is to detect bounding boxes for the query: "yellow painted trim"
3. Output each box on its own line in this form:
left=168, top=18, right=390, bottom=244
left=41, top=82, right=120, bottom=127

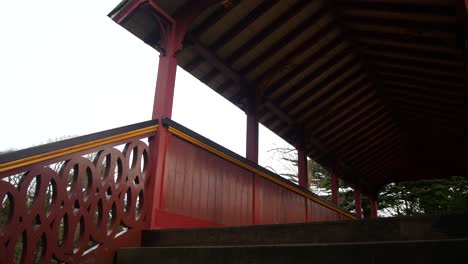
left=167, top=126, right=356, bottom=220
left=0, top=125, right=158, bottom=173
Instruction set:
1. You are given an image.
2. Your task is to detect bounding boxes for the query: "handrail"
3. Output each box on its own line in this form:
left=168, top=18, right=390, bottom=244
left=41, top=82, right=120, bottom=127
left=162, top=118, right=356, bottom=220
left=0, top=119, right=158, bottom=173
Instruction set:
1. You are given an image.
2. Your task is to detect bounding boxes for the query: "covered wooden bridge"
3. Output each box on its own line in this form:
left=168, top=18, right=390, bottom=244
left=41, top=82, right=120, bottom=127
left=0, top=0, right=467, bottom=263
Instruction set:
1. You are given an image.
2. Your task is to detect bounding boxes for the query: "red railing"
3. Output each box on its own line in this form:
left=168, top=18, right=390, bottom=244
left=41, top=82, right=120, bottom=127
left=0, top=120, right=157, bottom=263
left=0, top=118, right=355, bottom=263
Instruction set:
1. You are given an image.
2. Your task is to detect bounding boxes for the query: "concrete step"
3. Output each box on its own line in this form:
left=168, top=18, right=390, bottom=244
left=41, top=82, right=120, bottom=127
left=117, top=239, right=468, bottom=264
left=142, top=214, right=468, bottom=246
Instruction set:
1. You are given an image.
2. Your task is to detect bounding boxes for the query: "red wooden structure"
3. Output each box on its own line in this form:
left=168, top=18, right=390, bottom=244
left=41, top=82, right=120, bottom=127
left=1, top=0, right=467, bottom=262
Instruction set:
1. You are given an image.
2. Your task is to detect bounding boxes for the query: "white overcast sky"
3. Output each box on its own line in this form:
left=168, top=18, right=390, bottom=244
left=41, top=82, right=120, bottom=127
left=0, top=0, right=295, bottom=174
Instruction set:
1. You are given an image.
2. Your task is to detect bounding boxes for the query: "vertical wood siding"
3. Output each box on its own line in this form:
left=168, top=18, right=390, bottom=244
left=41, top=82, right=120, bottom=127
left=161, top=135, right=348, bottom=227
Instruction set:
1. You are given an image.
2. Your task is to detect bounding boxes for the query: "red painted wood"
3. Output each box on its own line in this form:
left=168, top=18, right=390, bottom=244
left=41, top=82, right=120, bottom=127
left=257, top=177, right=306, bottom=224
left=147, top=127, right=171, bottom=228
left=369, top=195, right=378, bottom=219
left=297, top=149, right=308, bottom=189
left=253, top=175, right=261, bottom=224
left=163, top=136, right=254, bottom=227
left=246, top=111, right=259, bottom=162
left=354, top=188, right=363, bottom=219
left=0, top=137, right=151, bottom=263
left=331, top=173, right=339, bottom=205
left=156, top=135, right=346, bottom=228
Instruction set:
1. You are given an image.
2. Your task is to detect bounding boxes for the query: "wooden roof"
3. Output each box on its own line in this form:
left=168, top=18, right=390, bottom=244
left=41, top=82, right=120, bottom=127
left=110, top=0, right=468, bottom=193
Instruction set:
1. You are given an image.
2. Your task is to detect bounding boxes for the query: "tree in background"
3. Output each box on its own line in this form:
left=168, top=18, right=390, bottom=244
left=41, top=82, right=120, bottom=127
left=268, top=147, right=468, bottom=217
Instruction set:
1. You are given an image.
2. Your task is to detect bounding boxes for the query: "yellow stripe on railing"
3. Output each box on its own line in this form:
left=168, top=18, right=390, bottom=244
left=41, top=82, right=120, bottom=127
left=0, top=125, right=158, bottom=173
left=167, top=126, right=356, bottom=220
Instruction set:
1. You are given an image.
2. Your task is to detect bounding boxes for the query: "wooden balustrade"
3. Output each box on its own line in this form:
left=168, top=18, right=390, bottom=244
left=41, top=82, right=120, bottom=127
left=0, top=120, right=158, bottom=263
left=0, top=118, right=355, bottom=263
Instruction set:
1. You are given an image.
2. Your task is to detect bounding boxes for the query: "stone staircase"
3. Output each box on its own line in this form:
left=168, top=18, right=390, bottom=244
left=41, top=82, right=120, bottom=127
left=116, top=214, right=468, bottom=263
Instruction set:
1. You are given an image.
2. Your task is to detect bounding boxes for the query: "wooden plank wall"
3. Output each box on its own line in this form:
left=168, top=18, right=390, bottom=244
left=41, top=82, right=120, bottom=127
left=157, top=135, right=347, bottom=228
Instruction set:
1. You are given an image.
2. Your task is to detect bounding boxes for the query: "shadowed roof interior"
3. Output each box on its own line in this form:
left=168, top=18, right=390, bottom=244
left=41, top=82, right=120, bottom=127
left=109, top=0, right=468, bottom=193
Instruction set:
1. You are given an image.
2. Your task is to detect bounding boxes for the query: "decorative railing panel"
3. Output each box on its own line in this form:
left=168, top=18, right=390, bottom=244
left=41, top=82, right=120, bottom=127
left=0, top=120, right=157, bottom=263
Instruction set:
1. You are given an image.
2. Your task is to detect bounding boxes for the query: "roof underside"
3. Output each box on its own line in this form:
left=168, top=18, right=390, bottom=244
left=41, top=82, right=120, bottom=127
left=110, top=0, right=468, bottom=192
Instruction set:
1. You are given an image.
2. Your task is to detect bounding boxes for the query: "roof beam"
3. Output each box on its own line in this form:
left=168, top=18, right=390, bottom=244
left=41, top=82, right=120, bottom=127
left=342, top=126, right=400, bottom=159
left=363, top=49, right=462, bottom=67
left=351, top=29, right=455, bottom=47
left=292, top=74, right=368, bottom=120
left=331, top=113, right=393, bottom=149
left=378, top=72, right=465, bottom=88
left=357, top=37, right=460, bottom=55
left=286, top=65, right=364, bottom=115
left=300, top=82, right=372, bottom=123
left=231, top=1, right=324, bottom=73
left=199, top=0, right=280, bottom=83
left=182, top=1, right=240, bottom=71
left=240, top=5, right=334, bottom=75
left=312, top=95, right=381, bottom=136
left=381, top=81, right=464, bottom=96
left=322, top=107, right=389, bottom=149
left=369, top=62, right=463, bottom=80
left=261, top=29, right=344, bottom=97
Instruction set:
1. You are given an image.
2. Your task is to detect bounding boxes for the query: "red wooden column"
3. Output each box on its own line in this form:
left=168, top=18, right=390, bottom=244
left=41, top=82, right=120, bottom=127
left=128, top=0, right=220, bottom=228
left=354, top=188, right=362, bottom=219
left=369, top=194, right=378, bottom=219
left=297, top=149, right=308, bottom=189
left=246, top=102, right=260, bottom=224
left=246, top=111, right=259, bottom=163
left=330, top=173, right=339, bottom=205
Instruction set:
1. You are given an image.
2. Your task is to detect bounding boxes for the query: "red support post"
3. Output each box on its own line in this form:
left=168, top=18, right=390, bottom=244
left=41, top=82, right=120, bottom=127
left=369, top=195, right=378, bottom=219
left=117, top=0, right=219, bottom=229
left=246, top=111, right=259, bottom=163
left=147, top=26, right=182, bottom=229
left=331, top=173, right=339, bottom=205
left=297, top=149, right=308, bottom=189
left=246, top=100, right=260, bottom=224
left=354, top=188, right=362, bottom=219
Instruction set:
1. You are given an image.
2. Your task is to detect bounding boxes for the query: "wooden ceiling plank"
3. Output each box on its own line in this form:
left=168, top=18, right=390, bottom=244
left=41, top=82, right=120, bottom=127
left=291, top=74, right=367, bottom=120
left=248, top=17, right=337, bottom=84
left=378, top=72, right=465, bottom=88
left=267, top=41, right=350, bottom=100
left=369, top=62, right=463, bottom=80
left=388, top=96, right=468, bottom=115
left=312, top=96, right=382, bottom=140
left=198, top=0, right=280, bottom=83
left=351, top=29, right=455, bottom=47
left=357, top=37, right=460, bottom=55
left=323, top=109, right=390, bottom=149
left=344, top=15, right=455, bottom=33
left=385, top=89, right=466, bottom=106
left=382, top=81, right=464, bottom=96
left=341, top=7, right=455, bottom=24
left=332, top=115, right=394, bottom=149
left=300, top=83, right=373, bottom=123
left=335, top=0, right=454, bottom=14
left=226, top=0, right=322, bottom=68
left=286, top=64, right=364, bottom=115
left=364, top=49, right=462, bottom=67
left=347, top=134, right=401, bottom=165
left=348, top=23, right=453, bottom=40
left=341, top=126, right=399, bottom=159
left=351, top=140, right=402, bottom=169
left=210, top=1, right=279, bottom=50
left=314, top=96, right=382, bottom=138
left=183, top=1, right=241, bottom=71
